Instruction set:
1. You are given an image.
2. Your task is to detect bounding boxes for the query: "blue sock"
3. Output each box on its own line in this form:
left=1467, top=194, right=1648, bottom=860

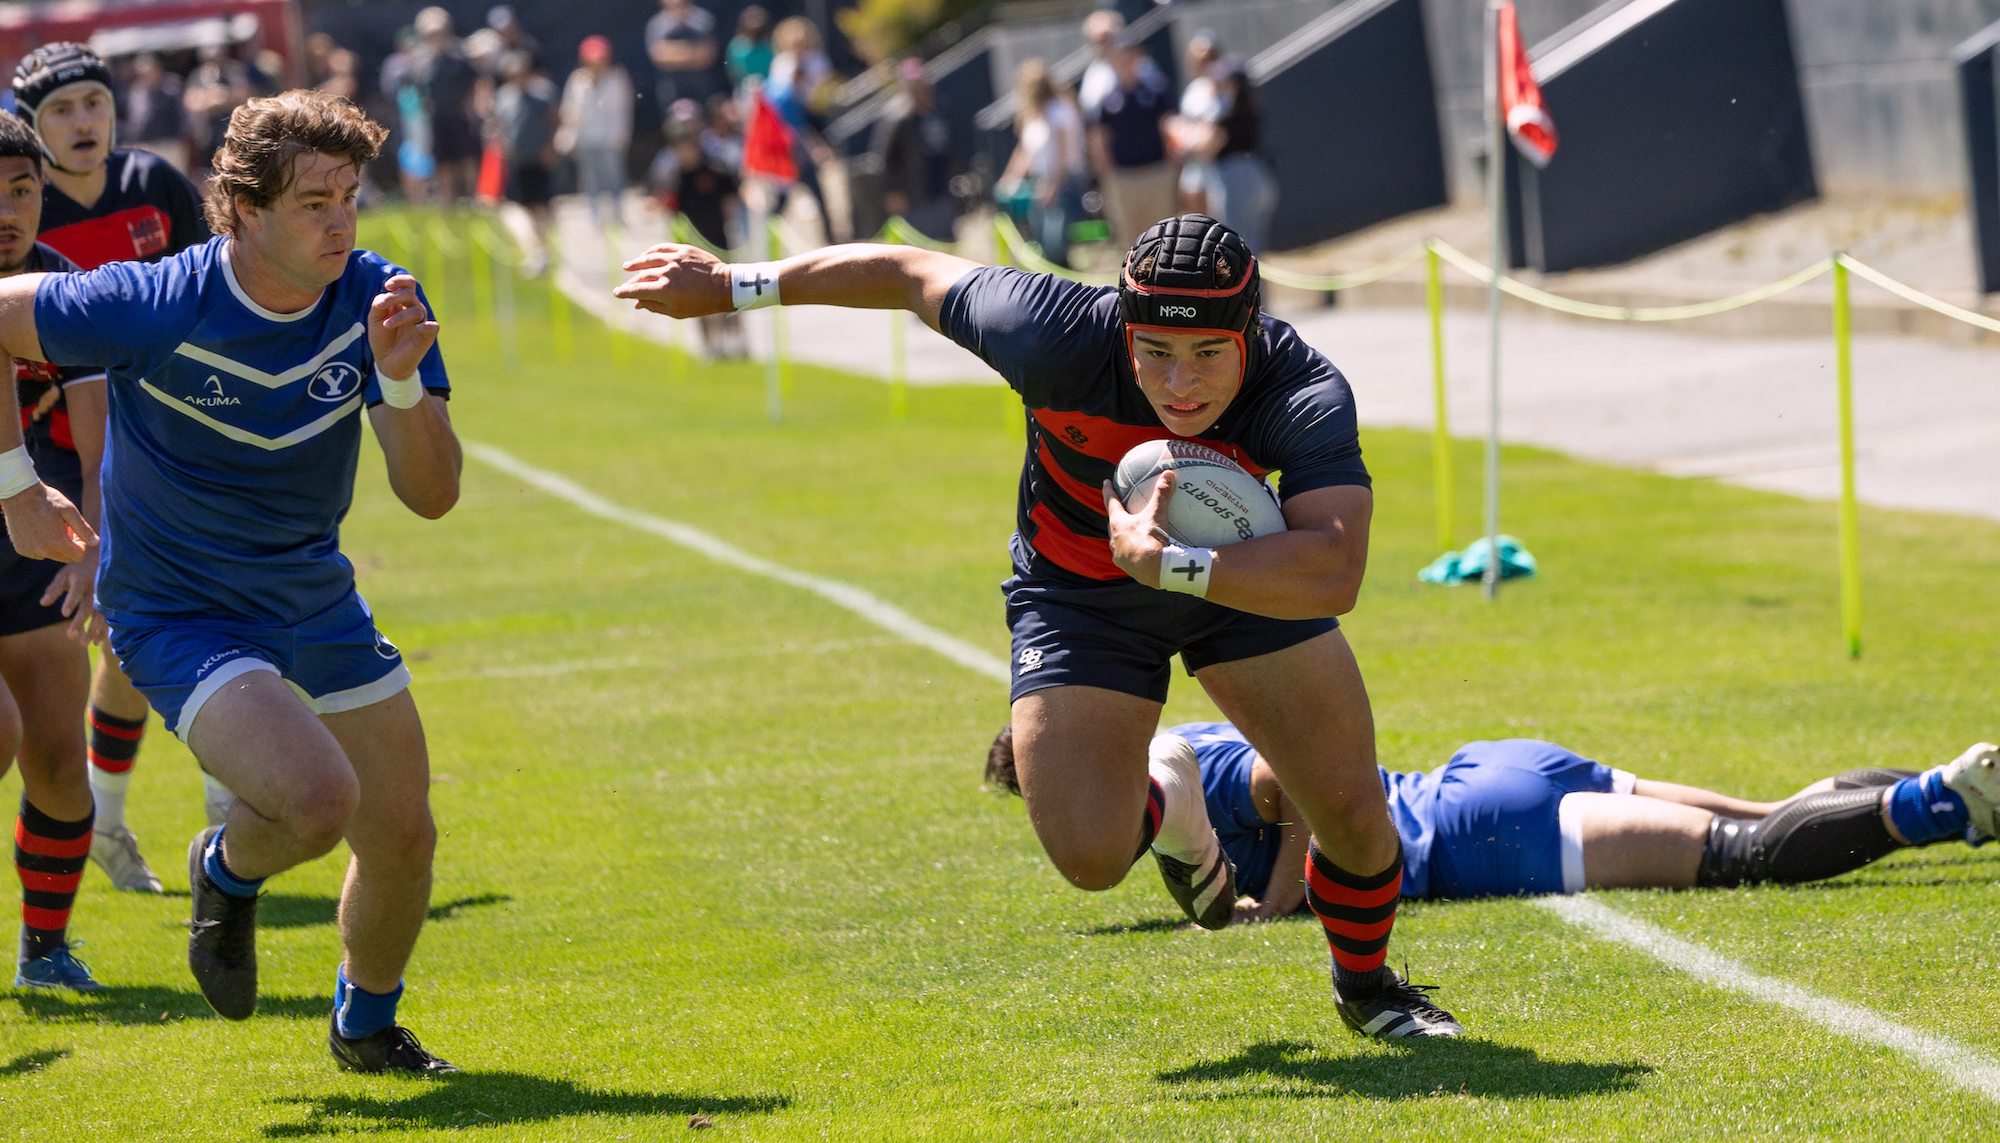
left=202, top=827, right=265, bottom=899
left=334, top=963, right=403, bottom=1040
left=1886, top=767, right=1970, bottom=845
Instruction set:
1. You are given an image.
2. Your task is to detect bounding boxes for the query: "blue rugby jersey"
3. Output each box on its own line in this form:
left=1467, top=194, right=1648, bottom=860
left=34, top=236, right=449, bottom=628
left=938, top=267, right=1370, bottom=582
left=1168, top=721, right=1432, bottom=899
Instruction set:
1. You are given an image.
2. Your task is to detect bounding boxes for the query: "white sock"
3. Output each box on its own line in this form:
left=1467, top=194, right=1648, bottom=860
left=1147, top=735, right=1219, bottom=865
left=203, top=773, right=237, bottom=825
left=88, top=764, right=130, bottom=831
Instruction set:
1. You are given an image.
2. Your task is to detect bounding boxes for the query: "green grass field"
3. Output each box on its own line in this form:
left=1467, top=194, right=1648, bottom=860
left=4, top=215, right=2000, bottom=1139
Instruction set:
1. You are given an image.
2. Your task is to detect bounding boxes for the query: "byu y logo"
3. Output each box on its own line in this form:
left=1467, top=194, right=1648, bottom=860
left=309, top=361, right=364, bottom=402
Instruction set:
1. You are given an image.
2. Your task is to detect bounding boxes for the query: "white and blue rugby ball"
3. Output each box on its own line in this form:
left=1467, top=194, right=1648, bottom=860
left=1113, top=440, right=1287, bottom=548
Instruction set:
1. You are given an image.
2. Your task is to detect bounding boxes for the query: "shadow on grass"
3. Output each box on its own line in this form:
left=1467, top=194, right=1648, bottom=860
left=0, top=1047, right=69, bottom=1077
left=262, top=894, right=341, bottom=929
left=427, top=893, right=511, bottom=921
left=12, top=987, right=332, bottom=1024
left=263, top=1072, right=789, bottom=1136
left=1072, top=917, right=1188, bottom=937
left=1157, top=1038, right=1650, bottom=1101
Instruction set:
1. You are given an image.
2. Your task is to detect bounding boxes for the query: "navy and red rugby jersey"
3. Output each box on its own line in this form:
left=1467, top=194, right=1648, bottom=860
left=939, top=266, right=1370, bottom=581
left=39, top=149, right=210, bottom=271
left=15, top=242, right=103, bottom=502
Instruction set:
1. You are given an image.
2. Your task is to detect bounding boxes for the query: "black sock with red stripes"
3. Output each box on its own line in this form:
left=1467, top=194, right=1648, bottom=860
left=1132, top=778, right=1166, bottom=863
left=86, top=706, right=146, bottom=830
left=15, top=797, right=92, bottom=964
left=1304, top=839, right=1403, bottom=998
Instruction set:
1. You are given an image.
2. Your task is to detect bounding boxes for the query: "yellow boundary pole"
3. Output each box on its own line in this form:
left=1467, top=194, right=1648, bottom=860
left=1427, top=241, right=1454, bottom=553
left=1833, top=257, right=1863, bottom=659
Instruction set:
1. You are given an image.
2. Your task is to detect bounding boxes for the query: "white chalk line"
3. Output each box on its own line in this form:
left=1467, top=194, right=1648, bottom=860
left=1538, top=896, right=2000, bottom=1102
left=419, top=636, right=904, bottom=682
left=463, top=441, right=1010, bottom=685
left=467, top=439, right=1995, bottom=1101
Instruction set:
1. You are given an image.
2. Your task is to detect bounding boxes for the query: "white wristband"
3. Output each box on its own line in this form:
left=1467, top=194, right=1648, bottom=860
left=0, top=444, right=38, bottom=499
left=1158, top=543, right=1215, bottom=598
left=376, top=368, right=425, bottom=410
left=729, top=262, right=783, bottom=311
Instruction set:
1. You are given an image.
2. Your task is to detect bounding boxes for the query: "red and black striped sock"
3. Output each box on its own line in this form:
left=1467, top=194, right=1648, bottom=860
left=1305, top=838, right=1403, bottom=995
left=1132, top=778, right=1166, bottom=863
left=15, top=797, right=92, bottom=964
left=88, top=706, right=146, bottom=776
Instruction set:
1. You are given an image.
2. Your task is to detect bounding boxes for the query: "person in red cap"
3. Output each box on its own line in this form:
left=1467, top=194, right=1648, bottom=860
left=613, top=213, right=1462, bottom=1040
left=557, top=35, right=633, bottom=226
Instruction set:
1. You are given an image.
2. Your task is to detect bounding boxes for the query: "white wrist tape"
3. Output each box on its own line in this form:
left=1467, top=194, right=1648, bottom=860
left=729, top=262, right=784, bottom=311
left=376, top=368, right=425, bottom=410
left=1158, top=543, right=1215, bottom=598
left=0, top=444, right=39, bottom=499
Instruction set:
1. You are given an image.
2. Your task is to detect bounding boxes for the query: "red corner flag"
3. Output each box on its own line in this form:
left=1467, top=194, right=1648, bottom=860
left=741, top=86, right=798, bottom=185
left=1497, top=2, right=1556, bottom=168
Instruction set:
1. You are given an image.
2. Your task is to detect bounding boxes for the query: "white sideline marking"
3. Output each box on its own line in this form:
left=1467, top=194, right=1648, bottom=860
left=463, top=441, right=1011, bottom=684
left=422, top=637, right=902, bottom=682
left=471, top=440, right=1997, bottom=1093
left=1538, top=896, right=2000, bottom=1102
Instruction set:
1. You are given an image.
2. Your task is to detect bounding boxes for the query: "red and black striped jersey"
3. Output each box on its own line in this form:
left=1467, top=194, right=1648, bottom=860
left=38, top=149, right=210, bottom=271
left=940, top=266, right=1370, bottom=581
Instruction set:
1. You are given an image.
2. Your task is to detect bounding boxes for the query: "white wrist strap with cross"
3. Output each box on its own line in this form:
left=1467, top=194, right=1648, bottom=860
left=1158, top=543, right=1214, bottom=598
left=730, top=262, right=783, bottom=311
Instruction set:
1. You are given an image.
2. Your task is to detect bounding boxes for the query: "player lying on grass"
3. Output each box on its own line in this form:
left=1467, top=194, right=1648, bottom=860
left=0, top=109, right=114, bottom=991
left=13, top=42, right=223, bottom=891
left=986, top=724, right=2000, bottom=915
left=615, top=214, right=1462, bottom=1038
left=0, top=90, right=462, bottom=1074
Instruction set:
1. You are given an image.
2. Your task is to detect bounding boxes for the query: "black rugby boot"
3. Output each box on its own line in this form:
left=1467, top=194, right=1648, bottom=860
left=186, top=827, right=259, bottom=1020
left=1333, top=965, right=1463, bottom=1039
left=329, top=1017, right=462, bottom=1075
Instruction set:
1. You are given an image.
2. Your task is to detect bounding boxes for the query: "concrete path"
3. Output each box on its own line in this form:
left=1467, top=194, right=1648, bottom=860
left=554, top=199, right=1999, bottom=525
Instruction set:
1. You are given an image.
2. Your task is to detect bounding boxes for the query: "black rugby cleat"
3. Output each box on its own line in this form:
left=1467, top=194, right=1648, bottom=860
left=186, top=826, right=259, bottom=1020
left=329, top=1017, right=461, bottom=1075
left=1333, top=965, right=1463, bottom=1039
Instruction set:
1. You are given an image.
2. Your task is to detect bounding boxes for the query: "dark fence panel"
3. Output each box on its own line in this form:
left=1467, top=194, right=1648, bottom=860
left=1503, top=0, right=1817, bottom=272
left=1955, top=21, right=2000, bottom=294
left=1249, top=0, right=1446, bottom=251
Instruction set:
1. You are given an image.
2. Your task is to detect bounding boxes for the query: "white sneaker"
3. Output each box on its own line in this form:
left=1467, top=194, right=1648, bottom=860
left=1942, top=743, right=2000, bottom=838
left=89, top=824, right=163, bottom=893
left=1146, top=735, right=1237, bottom=930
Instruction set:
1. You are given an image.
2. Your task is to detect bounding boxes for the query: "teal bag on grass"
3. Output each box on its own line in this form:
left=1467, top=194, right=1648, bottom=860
left=1420, top=535, right=1538, bottom=584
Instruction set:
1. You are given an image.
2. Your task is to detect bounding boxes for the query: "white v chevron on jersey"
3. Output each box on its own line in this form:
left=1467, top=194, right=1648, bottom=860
left=139, top=379, right=363, bottom=451
left=173, top=321, right=366, bottom=389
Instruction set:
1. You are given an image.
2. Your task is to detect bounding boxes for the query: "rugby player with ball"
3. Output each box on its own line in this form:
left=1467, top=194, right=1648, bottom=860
left=615, top=214, right=1461, bottom=1038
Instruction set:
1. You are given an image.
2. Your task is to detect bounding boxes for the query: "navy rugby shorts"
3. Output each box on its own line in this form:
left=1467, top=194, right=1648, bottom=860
left=113, top=589, right=412, bottom=741
left=1004, top=554, right=1337, bottom=704
left=1424, top=741, right=1636, bottom=898
left=0, top=547, right=67, bottom=637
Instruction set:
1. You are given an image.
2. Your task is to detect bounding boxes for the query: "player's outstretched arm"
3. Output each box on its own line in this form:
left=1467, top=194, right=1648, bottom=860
left=1105, top=475, right=1372, bottom=620
left=0, top=272, right=94, bottom=562
left=368, top=274, right=460, bottom=519
left=612, top=242, right=980, bottom=331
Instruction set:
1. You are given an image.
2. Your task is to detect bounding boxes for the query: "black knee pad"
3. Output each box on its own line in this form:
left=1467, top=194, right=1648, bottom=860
left=1699, top=789, right=1900, bottom=887
left=1832, top=767, right=1919, bottom=789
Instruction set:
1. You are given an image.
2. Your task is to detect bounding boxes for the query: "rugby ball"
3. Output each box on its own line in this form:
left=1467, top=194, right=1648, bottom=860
left=1113, top=440, right=1287, bottom=547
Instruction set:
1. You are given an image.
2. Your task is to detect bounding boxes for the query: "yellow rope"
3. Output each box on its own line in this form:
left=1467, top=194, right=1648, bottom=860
left=1837, top=254, right=2000, bottom=335
left=1429, top=240, right=1833, bottom=322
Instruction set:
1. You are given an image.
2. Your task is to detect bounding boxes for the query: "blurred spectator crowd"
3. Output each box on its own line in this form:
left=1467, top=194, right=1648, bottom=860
left=64, top=3, right=1273, bottom=282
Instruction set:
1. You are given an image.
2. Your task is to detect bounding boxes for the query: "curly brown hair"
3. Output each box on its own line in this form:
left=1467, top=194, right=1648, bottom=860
left=985, top=723, right=1021, bottom=795
left=203, top=89, right=387, bottom=236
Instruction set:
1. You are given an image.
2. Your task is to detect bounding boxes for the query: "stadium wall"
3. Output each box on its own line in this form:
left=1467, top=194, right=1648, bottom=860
left=1500, top=0, right=1817, bottom=272
left=1248, top=0, right=1448, bottom=251
left=1422, top=0, right=2000, bottom=200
